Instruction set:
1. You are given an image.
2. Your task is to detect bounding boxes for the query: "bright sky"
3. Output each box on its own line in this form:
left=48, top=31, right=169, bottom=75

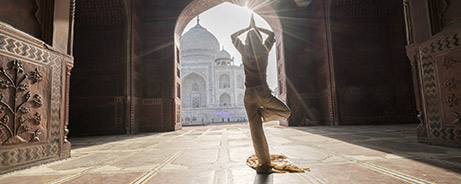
left=182, top=2, right=278, bottom=90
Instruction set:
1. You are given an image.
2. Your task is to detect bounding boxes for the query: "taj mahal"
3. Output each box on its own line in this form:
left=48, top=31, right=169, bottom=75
left=180, top=18, right=247, bottom=125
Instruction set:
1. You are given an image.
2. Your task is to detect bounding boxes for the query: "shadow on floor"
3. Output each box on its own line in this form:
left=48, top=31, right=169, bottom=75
left=68, top=132, right=161, bottom=150
left=291, top=123, right=461, bottom=173
left=254, top=174, right=273, bottom=184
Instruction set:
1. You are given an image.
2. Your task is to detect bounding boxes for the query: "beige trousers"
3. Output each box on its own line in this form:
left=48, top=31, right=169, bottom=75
left=244, top=84, right=291, bottom=167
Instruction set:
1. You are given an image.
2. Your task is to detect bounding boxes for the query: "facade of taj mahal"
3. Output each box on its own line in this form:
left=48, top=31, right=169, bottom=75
left=180, top=18, right=247, bottom=125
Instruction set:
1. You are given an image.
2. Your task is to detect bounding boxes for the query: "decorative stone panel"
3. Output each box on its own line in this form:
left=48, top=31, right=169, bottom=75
left=417, top=25, right=461, bottom=146
left=0, top=24, right=70, bottom=173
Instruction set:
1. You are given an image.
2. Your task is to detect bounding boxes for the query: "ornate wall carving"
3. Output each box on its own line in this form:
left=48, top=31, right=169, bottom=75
left=0, top=59, right=46, bottom=145
left=418, top=26, right=461, bottom=146
left=75, top=0, right=125, bottom=26
left=0, top=30, right=54, bottom=63
left=0, top=23, right=69, bottom=173
left=330, top=0, right=400, bottom=18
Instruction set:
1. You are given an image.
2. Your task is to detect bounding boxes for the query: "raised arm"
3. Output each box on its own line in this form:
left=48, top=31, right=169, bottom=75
left=249, top=14, right=274, bottom=37
left=231, top=26, right=251, bottom=40
left=253, top=26, right=275, bottom=51
left=231, top=26, right=251, bottom=53
left=256, top=27, right=274, bottom=37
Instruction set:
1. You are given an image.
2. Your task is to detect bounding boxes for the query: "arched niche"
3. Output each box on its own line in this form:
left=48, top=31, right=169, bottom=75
left=220, top=93, right=231, bottom=107
left=182, top=72, right=207, bottom=108
left=219, top=74, right=230, bottom=88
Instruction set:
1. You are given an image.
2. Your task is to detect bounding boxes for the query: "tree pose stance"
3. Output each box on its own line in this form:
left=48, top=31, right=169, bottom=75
left=231, top=15, right=291, bottom=173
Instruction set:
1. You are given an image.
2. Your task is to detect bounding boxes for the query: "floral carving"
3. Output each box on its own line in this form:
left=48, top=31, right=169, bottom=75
left=32, top=112, right=41, bottom=125
left=443, top=56, right=461, bottom=70
left=446, top=93, right=459, bottom=107
left=21, top=124, right=31, bottom=131
left=31, top=129, right=41, bottom=141
left=445, top=77, right=460, bottom=91
left=29, top=68, right=43, bottom=84
left=1, top=114, right=9, bottom=124
left=9, top=60, right=24, bottom=73
left=0, top=60, right=43, bottom=145
left=32, top=94, right=42, bottom=107
left=452, top=111, right=460, bottom=124
left=0, top=80, right=12, bottom=88
left=19, top=107, right=30, bottom=114
left=18, top=84, right=29, bottom=91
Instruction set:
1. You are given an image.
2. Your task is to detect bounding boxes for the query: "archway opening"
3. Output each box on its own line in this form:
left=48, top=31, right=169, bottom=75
left=175, top=1, right=285, bottom=126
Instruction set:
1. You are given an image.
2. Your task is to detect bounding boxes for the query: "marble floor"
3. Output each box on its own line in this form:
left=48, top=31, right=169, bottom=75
left=0, top=122, right=460, bottom=184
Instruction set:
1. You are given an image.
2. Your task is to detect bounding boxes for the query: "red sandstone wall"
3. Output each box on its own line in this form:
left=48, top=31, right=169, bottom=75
left=0, top=0, right=73, bottom=174
left=329, top=0, right=416, bottom=125
left=0, top=0, right=48, bottom=40
left=132, top=0, right=183, bottom=132
left=277, top=0, right=417, bottom=126
left=406, top=0, right=461, bottom=147
left=70, top=0, right=129, bottom=136
left=274, top=0, right=332, bottom=126
left=69, top=0, right=186, bottom=136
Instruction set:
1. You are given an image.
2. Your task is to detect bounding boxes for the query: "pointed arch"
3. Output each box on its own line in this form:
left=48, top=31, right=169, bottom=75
left=174, top=0, right=286, bottom=126
left=220, top=93, right=231, bottom=107
left=219, top=74, right=230, bottom=88
left=182, top=72, right=207, bottom=108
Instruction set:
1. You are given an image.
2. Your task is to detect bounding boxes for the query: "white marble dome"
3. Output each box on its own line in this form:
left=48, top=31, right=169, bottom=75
left=216, top=49, right=231, bottom=60
left=181, top=23, right=220, bottom=53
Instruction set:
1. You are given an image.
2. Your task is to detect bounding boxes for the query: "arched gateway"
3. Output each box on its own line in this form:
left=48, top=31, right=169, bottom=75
left=1, top=0, right=460, bottom=174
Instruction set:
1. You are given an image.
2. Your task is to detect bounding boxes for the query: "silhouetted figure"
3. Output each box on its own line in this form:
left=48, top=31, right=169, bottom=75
left=231, top=15, right=291, bottom=173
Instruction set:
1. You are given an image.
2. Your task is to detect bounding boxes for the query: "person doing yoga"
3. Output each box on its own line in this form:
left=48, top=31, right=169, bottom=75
left=231, top=15, right=291, bottom=173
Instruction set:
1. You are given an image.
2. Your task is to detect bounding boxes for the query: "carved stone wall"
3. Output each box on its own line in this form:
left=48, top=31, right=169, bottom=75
left=415, top=27, right=461, bottom=146
left=406, top=0, right=461, bottom=147
left=0, top=58, right=48, bottom=145
left=0, top=22, right=71, bottom=173
left=132, top=98, right=163, bottom=132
